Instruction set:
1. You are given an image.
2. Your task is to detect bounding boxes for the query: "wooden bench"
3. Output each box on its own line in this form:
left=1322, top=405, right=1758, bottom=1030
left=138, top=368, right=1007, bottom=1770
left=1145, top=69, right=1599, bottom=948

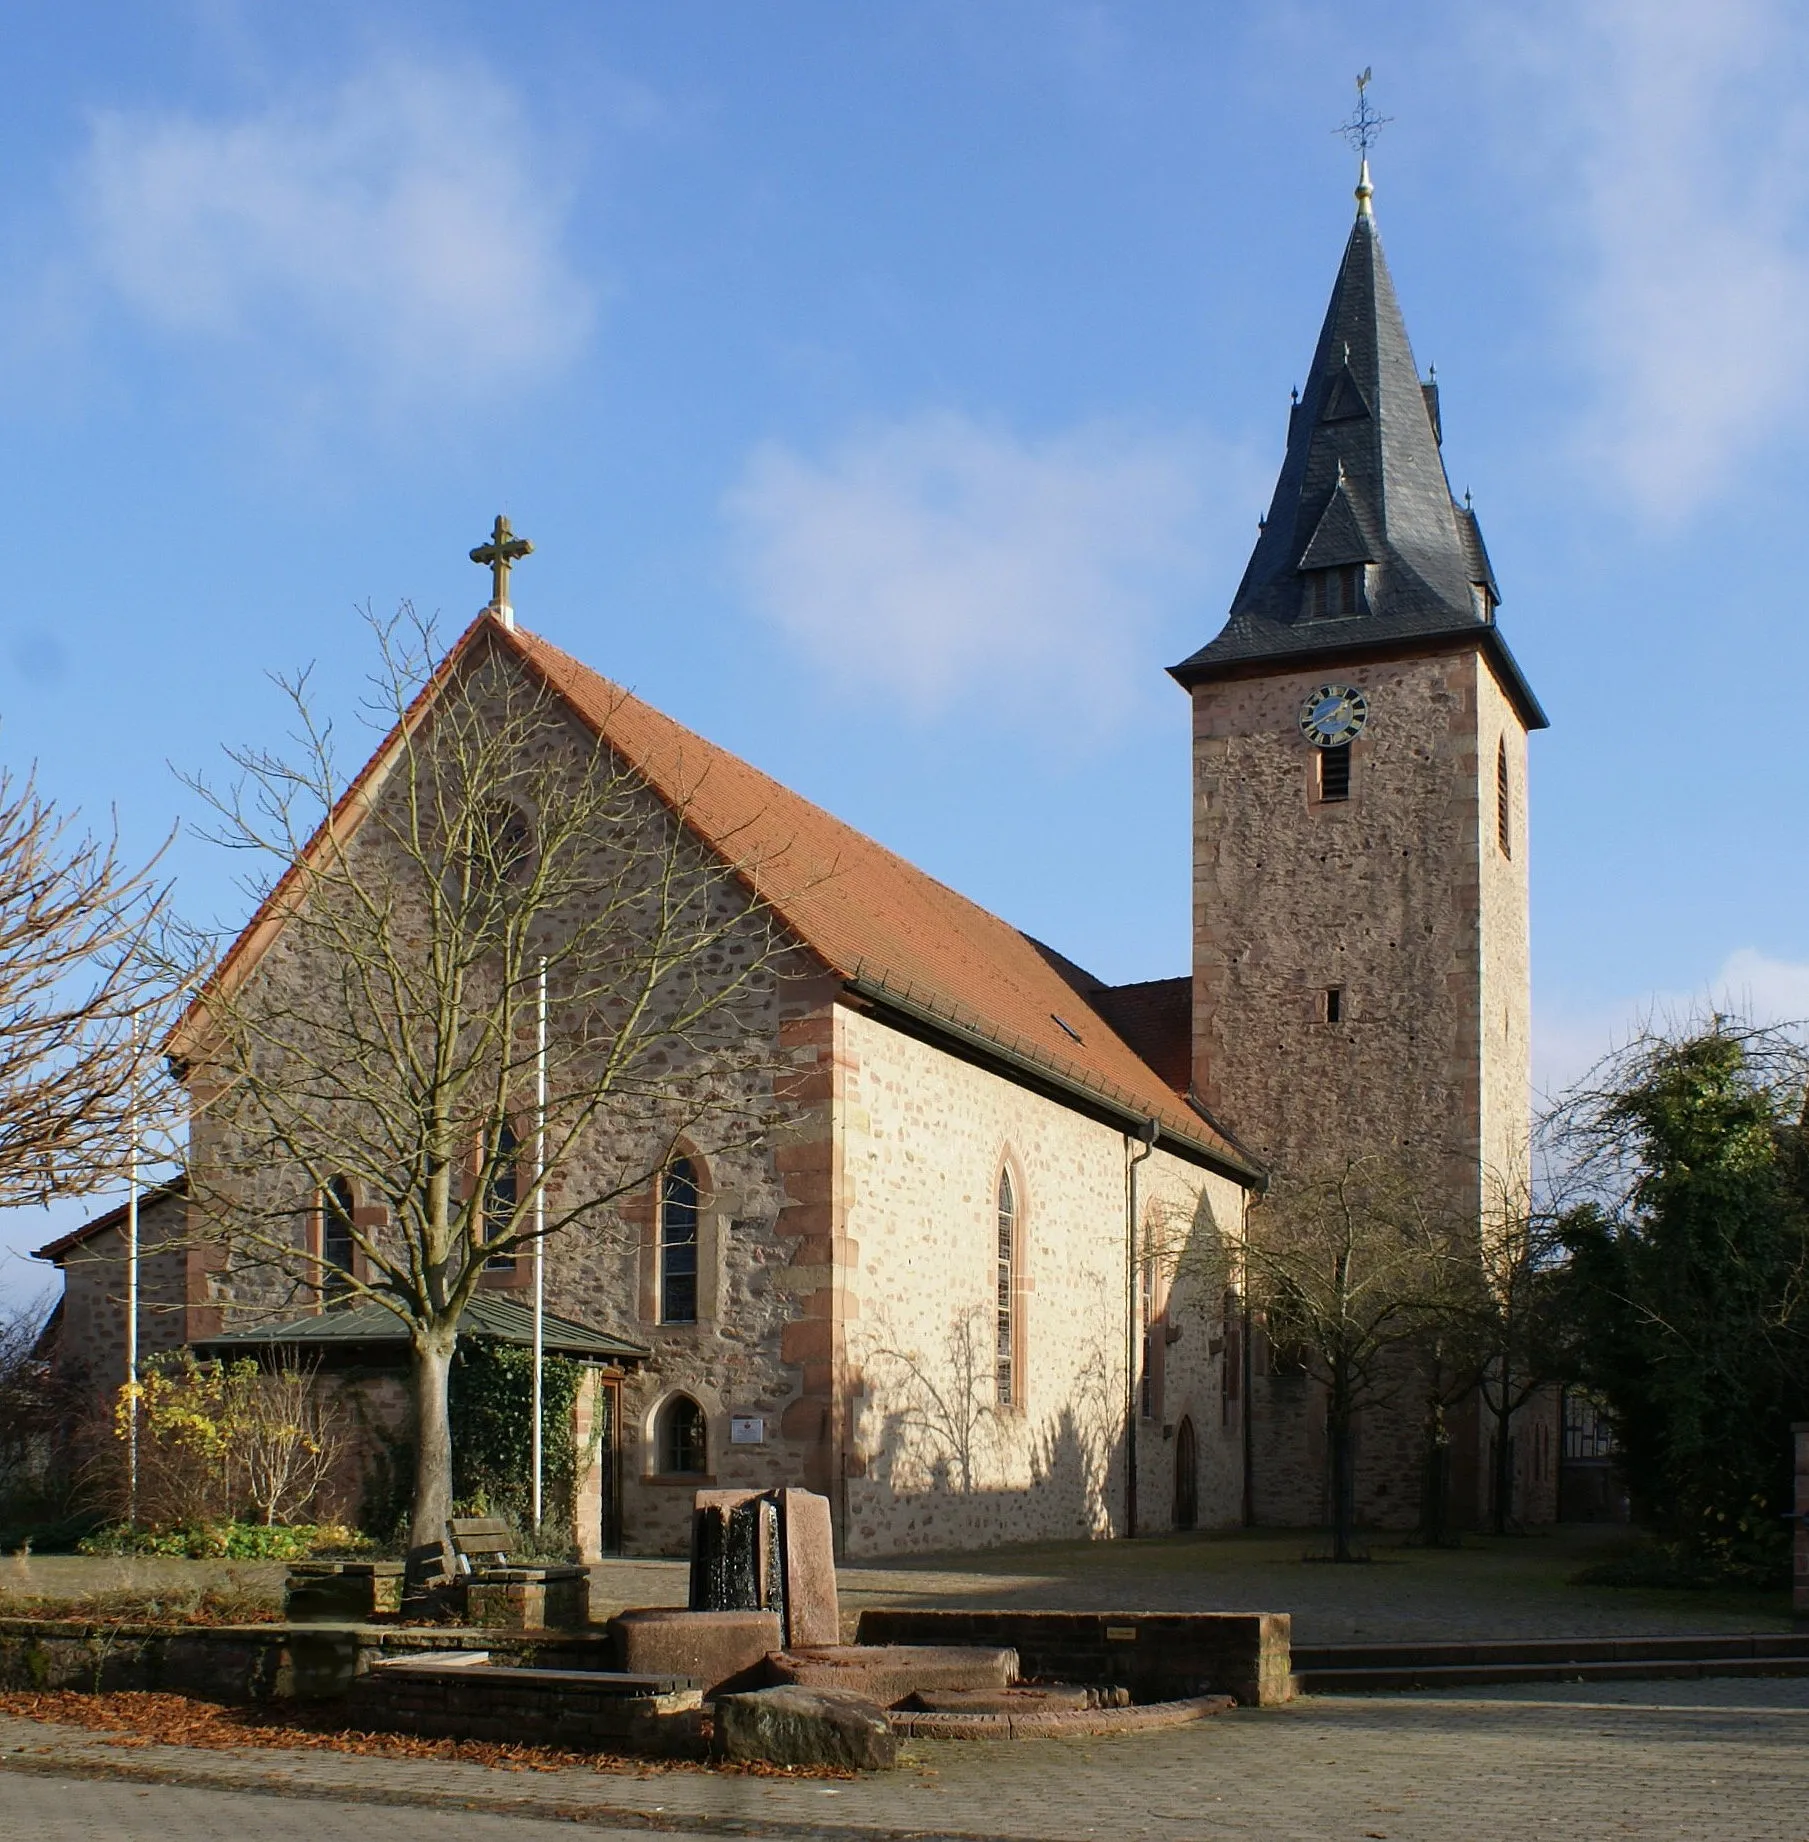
left=445, top=1517, right=589, bottom=1630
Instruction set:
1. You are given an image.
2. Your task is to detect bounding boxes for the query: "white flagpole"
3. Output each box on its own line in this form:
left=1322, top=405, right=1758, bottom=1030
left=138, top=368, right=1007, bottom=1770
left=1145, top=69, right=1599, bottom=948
left=125, top=1021, right=140, bottom=1527
left=531, top=956, right=547, bottom=1532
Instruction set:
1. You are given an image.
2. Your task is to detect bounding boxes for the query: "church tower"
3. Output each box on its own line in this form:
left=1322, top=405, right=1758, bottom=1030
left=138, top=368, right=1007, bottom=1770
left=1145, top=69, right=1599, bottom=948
left=1171, top=163, right=1547, bottom=1523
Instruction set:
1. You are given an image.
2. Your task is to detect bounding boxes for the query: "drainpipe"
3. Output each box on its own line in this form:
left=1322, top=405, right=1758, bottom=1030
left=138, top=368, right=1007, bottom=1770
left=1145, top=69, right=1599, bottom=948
left=1125, top=1118, right=1158, bottom=1540
left=1241, top=1191, right=1256, bottom=1528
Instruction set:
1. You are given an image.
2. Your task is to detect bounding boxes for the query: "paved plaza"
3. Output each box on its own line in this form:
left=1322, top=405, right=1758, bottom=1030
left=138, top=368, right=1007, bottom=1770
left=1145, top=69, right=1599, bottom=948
left=5, top=1525, right=1793, bottom=1646
left=4, top=1676, right=1809, bottom=1841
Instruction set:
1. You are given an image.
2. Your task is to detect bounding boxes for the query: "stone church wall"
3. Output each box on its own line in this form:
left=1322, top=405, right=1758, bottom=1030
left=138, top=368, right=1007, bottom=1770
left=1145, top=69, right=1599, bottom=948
left=836, top=1004, right=1247, bottom=1558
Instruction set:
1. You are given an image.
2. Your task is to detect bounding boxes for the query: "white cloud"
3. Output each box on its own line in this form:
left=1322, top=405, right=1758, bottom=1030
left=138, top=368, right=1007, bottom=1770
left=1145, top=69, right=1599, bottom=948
left=1497, top=0, right=1809, bottom=516
left=1535, top=947, right=1809, bottom=1102
left=726, top=411, right=1249, bottom=732
left=77, top=61, right=592, bottom=401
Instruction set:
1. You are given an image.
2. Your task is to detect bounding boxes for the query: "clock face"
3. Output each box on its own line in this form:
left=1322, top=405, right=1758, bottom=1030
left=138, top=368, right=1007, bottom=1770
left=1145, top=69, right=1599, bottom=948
left=1298, top=683, right=1368, bottom=748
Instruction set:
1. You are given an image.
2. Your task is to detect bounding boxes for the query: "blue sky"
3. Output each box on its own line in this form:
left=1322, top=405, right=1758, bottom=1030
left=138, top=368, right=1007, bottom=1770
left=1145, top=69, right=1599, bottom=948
left=3, top=0, right=1807, bottom=1301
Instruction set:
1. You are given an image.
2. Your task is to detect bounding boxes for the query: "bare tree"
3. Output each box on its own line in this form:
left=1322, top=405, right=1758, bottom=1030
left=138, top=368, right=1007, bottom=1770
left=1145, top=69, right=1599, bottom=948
left=170, top=609, right=802, bottom=1548
left=0, top=771, right=175, bottom=1203
left=1463, top=1175, right=1571, bottom=1536
left=1244, top=1153, right=1460, bottom=1561
left=236, top=1361, right=345, bottom=1527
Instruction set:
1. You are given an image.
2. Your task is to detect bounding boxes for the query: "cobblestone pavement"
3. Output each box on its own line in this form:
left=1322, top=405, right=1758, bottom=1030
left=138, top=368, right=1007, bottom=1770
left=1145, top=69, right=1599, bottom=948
left=5, top=1678, right=1809, bottom=1841
left=831, top=1525, right=1794, bottom=1644
left=10, top=1526, right=1789, bottom=1644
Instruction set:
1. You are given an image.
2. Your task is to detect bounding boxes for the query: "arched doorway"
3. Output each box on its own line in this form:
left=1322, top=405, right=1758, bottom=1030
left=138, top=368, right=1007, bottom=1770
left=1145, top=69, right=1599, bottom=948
left=1174, top=1415, right=1198, bottom=1530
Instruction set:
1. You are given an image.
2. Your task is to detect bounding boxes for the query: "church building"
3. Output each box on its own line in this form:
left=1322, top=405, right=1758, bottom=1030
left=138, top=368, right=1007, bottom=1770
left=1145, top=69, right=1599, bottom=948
left=37, top=160, right=1554, bottom=1557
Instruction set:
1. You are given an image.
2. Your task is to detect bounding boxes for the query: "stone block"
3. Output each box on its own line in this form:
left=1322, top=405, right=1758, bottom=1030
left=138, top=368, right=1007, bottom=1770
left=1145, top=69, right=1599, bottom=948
left=908, top=1683, right=1127, bottom=1713
left=284, top=1561, right=405, bottom=1623
left=609, top=1607, right=781, bottom=1696
left=764, top=1644, right=1017, bottom=1708
left=461, top=1567, right=588, bottom=1631
left=854, top=1609, right=1292, bottom=1708
left=714, top=1685, right=896, bottom=1771
left=777, top=1487, right=839, bottom=1647
left=690, top=1493, right=781, bottom=1615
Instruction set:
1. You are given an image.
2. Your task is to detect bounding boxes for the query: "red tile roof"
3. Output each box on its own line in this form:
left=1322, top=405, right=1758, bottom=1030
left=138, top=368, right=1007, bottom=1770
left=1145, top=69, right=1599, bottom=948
left=177, top=615, right=1255, bottom=1180
left=510, top=626, right=1253, bottom=1176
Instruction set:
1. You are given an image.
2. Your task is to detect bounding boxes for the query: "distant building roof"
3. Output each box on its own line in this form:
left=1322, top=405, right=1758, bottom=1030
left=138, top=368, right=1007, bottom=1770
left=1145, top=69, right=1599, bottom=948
left=31, top=1176, right=188, bottom=1264
left=194, top=1292, right=649, bottom=1363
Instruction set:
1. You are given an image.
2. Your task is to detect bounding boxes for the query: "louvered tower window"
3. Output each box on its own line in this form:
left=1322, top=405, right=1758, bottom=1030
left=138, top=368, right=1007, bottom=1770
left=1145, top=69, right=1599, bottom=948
left=1318, top=745, right=1351, bottom=802
left=1496, top=738, right=1512, bottom=859
left=1305, top=564, right=1364, bottom=620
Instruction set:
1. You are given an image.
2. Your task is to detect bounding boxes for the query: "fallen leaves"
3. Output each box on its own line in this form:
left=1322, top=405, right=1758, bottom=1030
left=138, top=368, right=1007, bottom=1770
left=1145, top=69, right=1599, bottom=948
left=0, top=1691, right=858, bottom=1780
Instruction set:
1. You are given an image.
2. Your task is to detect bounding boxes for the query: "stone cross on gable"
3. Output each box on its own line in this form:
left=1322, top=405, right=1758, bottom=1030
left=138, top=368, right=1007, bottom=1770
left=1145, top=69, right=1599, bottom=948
left=471, top=515, right=534, bottom=629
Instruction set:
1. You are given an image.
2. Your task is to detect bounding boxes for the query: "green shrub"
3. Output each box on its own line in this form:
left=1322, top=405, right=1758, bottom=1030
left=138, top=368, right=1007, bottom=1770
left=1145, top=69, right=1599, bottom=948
left=77, top=1519, right=369, bottom=1560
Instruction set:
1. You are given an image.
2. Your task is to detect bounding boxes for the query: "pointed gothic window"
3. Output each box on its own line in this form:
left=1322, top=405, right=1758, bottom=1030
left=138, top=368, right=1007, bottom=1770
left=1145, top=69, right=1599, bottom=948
left=995, top=1168, right=1017, bottom=1406
left=660, top=1157, right=700, bottom=1324
left=320, top=1176, right=355, bottom=1301
left=1496, top=738, right=1512, bottom=859
left=482, top=1122, right=521, bottom=1269
left=658, top=1395, right=707, bottom=1475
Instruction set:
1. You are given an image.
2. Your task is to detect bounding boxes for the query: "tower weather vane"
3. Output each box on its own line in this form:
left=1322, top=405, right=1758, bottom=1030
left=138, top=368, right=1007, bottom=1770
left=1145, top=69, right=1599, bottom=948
left=1336, top=68, right=1392, bottom=160
left=471, top=514, right=533, bottom=630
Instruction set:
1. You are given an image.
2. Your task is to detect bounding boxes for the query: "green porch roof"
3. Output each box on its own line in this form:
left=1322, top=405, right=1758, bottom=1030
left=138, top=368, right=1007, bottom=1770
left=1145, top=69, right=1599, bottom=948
left=194, top=1292, right=649, bottom=1363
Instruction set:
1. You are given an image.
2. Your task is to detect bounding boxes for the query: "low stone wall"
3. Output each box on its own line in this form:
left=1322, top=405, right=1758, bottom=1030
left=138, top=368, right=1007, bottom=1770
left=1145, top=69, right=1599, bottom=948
left=346, top=1664, right=703, bottom=1756
left=854, top=1610, right=1292, bottom=1707
left=0, top=1620, right=617, bottom=1703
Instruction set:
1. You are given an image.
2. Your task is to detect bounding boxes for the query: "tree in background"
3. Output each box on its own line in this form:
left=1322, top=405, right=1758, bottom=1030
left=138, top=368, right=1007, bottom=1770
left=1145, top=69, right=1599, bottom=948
left=1461, top=1180, right=1573, bottom=1537
left=1244, top=1153, right=1460, bottom=1561
left=171, top=610, right=797, bottom=1551
left=0, top=769, right=175, bottom=1203
left=1550, top=1020, right=1809, bottom=1582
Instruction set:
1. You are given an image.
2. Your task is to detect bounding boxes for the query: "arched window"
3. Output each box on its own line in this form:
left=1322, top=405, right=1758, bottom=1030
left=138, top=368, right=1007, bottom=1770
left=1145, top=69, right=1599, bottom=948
left=321, top=1176, right=355, bottom=1301
left=658, top=1394, right=707, bottom=1475
left=1496, top=737, right=1512, bottom=859
left=660, top=1157, right=699, bottom=1324
left=482, top=1122, right=521, bottom=1269
left=995, top=1168, right=1017, bottom=1406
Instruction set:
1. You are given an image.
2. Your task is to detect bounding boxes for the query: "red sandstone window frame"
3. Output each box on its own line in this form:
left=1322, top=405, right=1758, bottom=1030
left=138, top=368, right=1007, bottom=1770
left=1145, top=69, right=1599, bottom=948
left=994, top=1156, right=1027, bottom=1412
left=655, top=1392, right=709, bottom=1477
left=311, top=1175, right=359, bottom=1305
left=640, top=1144, right=713, bottom=1326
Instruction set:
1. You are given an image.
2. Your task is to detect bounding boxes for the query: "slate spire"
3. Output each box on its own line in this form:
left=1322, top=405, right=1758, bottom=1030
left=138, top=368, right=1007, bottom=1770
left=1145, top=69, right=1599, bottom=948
left=1171, top=167, right=1542, bottom=724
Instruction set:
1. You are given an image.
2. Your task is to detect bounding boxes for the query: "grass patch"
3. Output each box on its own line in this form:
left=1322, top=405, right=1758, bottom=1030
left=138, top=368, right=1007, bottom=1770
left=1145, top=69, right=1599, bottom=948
left=0, top=1581, right=282, bottom=1626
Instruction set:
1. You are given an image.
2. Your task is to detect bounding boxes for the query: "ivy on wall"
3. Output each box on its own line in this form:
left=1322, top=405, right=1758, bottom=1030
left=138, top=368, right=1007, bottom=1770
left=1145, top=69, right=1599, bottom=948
left=448, top=1341, right=589, bottom=1539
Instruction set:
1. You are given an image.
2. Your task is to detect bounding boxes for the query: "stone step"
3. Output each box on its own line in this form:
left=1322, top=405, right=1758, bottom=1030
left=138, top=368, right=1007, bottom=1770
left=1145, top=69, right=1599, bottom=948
left=1293, top=1633, right=1809, bottom=1671
left=1296, top=1649, right=1809, bottom=1694
left=765, top=1644, right=1019, bottom=1709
